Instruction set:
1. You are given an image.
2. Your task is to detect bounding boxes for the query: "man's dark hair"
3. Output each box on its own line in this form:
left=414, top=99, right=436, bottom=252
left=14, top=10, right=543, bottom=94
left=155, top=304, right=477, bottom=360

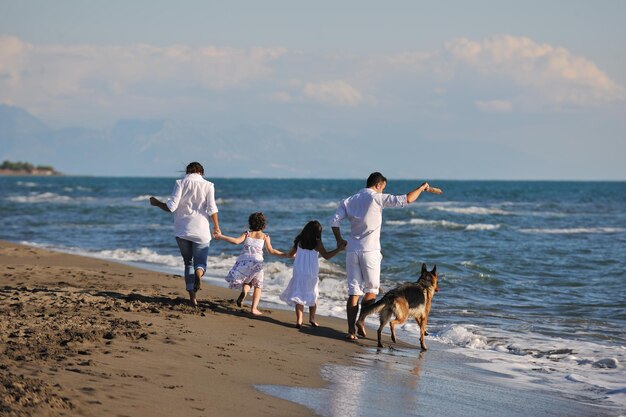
left=366, top=172, right=387, bottom=188
left=186, top=162, right=204, bottom=175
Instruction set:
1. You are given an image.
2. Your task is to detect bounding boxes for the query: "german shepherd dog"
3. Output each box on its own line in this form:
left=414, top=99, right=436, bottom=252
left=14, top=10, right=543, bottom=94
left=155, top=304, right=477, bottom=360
left=356, top=264, right=439, bottom=351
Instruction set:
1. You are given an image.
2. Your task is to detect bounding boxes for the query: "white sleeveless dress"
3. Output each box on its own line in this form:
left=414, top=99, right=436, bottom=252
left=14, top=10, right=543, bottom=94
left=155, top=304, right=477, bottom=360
left=225, top=234, right=265, bottom=289
left=280, top=246, right=319, bottom=306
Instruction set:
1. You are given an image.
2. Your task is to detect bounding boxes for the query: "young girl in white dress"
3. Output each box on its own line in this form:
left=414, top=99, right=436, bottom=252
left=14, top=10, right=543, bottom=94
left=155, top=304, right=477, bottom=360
left=218, top=212, right=286, bottom=315
left=280, top=220, right=345, bottom=328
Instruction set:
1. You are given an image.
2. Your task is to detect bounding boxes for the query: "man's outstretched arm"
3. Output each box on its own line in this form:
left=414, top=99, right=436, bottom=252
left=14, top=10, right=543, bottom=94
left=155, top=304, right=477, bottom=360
left=406, top=182, right=430, bottom=204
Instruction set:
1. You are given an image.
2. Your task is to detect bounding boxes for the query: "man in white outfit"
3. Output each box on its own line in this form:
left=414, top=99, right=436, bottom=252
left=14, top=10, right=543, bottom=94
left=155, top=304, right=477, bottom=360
left=331, top=172, right=430, bottom=339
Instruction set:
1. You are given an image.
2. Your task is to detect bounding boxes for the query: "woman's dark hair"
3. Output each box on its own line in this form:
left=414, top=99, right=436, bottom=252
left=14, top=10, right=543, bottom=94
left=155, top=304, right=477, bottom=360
left=186, top=162, right=204, bottom=175
left=366, top=172, right=387, bottom=188
left=294, top=220, right=322, bottom=250
left=248, top=212, right=266, bottom=231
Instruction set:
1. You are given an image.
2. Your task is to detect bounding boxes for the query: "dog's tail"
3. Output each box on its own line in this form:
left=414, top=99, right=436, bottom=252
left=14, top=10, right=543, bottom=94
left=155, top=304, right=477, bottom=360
left=357, top=296, right=388, bottom=322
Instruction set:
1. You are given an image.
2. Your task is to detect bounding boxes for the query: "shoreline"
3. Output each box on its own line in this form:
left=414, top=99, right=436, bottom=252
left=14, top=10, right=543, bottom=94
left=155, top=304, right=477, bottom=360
left=0, top=240, right=363, bottom=417
left=1, top=240, right=621, bottom=417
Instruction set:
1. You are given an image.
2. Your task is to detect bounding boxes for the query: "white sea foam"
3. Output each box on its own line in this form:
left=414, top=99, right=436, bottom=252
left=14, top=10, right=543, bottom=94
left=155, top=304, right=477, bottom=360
left=91, top=247, right=182, bottom=268
left=519, top=227, right=625, bottom=234
left=425, top=324, right=626, bottom=409
left=131, top=195, right=154, bottom=202
left=429, top=205, right=511, bottom=215
left=7, top=192, right=94, bottom=203
left=60, top=186, right=92, bottom=192
left=16, top=181, right=38, bottom=187
left=386, top=218, right=464, bottom=229
left=214, top=197, right=254, bottom=206
left=134, top=195, right=168, bottom=203
left=351, top=315, right=626, bottom=408
left=437, top=324, right=489, bottom=349
left=386, top=218, right=500, bottom=231
left=465, top=223, right=501, bottom=231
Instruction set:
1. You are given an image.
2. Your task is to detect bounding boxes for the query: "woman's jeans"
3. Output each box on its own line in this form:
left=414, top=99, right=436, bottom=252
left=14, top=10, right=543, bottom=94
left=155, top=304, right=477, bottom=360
left=175, top=237, right=210, bottom=292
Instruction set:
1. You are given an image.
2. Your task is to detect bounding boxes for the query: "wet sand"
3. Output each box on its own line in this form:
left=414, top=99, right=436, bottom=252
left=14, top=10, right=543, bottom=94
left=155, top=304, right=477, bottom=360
left=1, top=240, right=619, bottom=417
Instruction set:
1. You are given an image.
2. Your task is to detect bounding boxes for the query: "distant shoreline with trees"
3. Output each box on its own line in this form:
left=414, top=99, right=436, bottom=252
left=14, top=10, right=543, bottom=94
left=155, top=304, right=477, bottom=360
left=0, top=160, right=62, bottom=176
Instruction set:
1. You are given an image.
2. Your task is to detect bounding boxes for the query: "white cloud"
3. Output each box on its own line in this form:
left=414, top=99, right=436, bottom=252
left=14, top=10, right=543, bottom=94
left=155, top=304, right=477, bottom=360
left=355, top=35, right=625, bottom=110
left=443, top=35, right=625, bottom=106
left=0, top=36, right=28, bottom=77
left=302, top=80, right=364, bottom=107
left=1, top=34, right=623, bottom=124
left=0, top=35, right=287, bottom=120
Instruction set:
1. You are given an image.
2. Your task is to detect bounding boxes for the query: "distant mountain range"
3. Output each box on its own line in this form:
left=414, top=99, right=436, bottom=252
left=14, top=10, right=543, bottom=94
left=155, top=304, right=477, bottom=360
left=0, top=104, right=350, bottom=177
left=0, top=104, right=548, bottom=179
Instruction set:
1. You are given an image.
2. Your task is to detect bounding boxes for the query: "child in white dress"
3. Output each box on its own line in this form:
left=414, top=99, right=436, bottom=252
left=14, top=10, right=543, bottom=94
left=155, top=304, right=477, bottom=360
left=218, top=212, right=286, bottom=315
left=280, top=220, right=345, bottom=328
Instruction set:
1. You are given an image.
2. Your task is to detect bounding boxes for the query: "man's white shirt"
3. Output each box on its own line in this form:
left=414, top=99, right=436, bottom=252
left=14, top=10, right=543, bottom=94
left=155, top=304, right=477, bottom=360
left=331, top=188, right=406, bottom=252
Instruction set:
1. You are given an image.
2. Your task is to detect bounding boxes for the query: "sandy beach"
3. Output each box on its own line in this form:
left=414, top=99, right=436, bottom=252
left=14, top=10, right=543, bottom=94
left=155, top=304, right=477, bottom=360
left=1, top=240, right=620, bottom=417
left=0, top=240, right=364, bottom=417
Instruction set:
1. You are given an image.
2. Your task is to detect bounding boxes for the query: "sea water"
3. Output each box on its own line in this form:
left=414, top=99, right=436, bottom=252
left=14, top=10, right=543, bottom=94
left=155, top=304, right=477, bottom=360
left=1, top=176, right=624, bottom=413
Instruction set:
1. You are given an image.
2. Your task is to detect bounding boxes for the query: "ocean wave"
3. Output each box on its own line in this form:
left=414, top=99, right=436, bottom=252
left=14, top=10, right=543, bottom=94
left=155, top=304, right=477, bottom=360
left=460, top=261, right=498, bottom=274
left=436, top=323, right=489, bottom=349
left=465, top=223, right=501, bottom=231
left=131, top=195, right=154, bottom=202
left=92, top=247, right=182, bottom=267
left=214, top=198, right=239, bottom=206
left=428, top=205, right=511, bottom=215
left=7, top=192, right=95, bottom=203
left=63, top=186, right=92, bottom=192
left=387, top=219, right=464, bottom=229
left=386, top=218, right=500, bottom=231
left=132, top=195, right=169, bottom=203
left=16, top=181, right=38, bottom=187
left=519, top=227, right=625, bottom=234
left=427, top=324, right=626, bottom=409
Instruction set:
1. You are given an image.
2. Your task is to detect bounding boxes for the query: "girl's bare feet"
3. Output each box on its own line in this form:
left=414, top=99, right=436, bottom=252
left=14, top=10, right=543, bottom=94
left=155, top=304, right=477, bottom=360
left=250, top=287, right=262, bottom=315
left=309, top=306, right=318, bottom=328
left=236, top=292, right=245, bottom=307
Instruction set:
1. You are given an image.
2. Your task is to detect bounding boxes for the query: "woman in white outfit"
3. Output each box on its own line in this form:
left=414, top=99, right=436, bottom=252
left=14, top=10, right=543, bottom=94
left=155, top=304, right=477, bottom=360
left=150, top=162, right=220, bottom=306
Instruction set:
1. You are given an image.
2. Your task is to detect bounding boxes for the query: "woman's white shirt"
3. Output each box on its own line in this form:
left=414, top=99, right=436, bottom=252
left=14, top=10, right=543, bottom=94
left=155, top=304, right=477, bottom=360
left=166, top=173, right=218, bottom=244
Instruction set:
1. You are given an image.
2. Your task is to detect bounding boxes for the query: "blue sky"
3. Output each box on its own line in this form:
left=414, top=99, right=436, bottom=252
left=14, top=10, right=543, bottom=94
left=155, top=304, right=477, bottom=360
left=1, top=0, right=625, bottom=179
